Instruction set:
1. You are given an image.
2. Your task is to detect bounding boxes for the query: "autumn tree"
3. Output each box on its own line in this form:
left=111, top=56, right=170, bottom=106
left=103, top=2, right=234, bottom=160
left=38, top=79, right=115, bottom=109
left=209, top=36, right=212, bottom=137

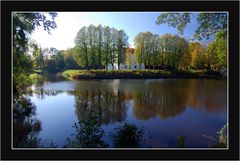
left=188, top=42, right=205, bottom=69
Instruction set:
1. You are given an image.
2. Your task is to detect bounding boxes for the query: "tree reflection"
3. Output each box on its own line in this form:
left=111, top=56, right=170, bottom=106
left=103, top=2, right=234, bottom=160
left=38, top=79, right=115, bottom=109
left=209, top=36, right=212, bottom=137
left=33, top=74, right=66, bottom=86
left=67, top=79, right=226, bottom=123
left=32, top=88, right=63, bottom=100
left=69, top=89, right=128, bottom=125
left=133, top=79, right=225, bottom=120
left=13, top=96, right=42, bottom=147
left=133, top=90, right=186, bottom=120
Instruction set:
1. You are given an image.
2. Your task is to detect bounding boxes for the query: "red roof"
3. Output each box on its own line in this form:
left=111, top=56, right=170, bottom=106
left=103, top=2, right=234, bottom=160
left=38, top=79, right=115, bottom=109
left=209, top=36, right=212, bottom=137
left=126, top=48, right=134, bottom=54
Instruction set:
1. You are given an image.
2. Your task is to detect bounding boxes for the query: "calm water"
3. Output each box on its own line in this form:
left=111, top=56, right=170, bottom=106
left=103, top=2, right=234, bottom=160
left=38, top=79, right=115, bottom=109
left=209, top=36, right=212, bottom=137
left=29, top=75, right=227, bottom=148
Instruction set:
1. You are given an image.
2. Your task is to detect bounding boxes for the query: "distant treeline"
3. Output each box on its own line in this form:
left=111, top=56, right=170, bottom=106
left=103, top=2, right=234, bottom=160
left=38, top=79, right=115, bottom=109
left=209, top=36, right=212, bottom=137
left=28, top=26, right=226, bottom=73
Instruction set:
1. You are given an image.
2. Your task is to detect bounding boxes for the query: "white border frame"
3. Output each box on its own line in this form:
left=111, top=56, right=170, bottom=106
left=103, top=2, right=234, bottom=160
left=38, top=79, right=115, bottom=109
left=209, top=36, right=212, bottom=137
left=11, top=11, right=229, bottom=150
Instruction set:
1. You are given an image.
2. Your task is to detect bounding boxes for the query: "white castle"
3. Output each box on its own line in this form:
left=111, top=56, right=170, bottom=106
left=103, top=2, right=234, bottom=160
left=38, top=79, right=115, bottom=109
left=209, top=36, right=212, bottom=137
left=106, top=48, right=145, bottom=70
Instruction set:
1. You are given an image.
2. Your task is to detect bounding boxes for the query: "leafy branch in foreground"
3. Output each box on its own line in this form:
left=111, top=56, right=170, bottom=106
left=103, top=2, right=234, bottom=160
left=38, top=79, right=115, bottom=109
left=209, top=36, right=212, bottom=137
left=156, top=12, right=227, bottom=40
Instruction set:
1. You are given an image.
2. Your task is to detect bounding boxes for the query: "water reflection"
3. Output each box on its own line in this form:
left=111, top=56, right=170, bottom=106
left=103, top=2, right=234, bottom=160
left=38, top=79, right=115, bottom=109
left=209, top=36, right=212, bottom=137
left=66, top=79, right=226, bottom=122
left=133, top=90, right=186, bottom=120
left=32, top=88, right=63, bottom=100
left=68, top=90, right=128, bottom=125
left=13, top=96, right=42, bottom=147
left=32, top=73, right=66, bottom=86
left=28, top=78, right=227, bottom=147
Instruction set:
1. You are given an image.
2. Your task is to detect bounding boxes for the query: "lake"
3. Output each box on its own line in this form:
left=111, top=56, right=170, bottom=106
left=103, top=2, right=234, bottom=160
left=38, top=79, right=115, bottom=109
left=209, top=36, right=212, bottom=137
left=29, top=74, right=227, bottom=148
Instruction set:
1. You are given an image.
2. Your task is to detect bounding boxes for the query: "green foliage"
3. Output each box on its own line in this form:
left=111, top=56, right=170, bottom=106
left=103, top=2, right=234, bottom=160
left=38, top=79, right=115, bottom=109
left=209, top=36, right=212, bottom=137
left=156, top=13, right=191, bottom=35
left=195, top=13, right=227, bottom=40
left=64, top=48, right=79, bottom=69
left=29, top=41, right=42, bottom=69
left=74, top=25, right=128, bottom=69
left=156, top=12, right=227, bottom=40
left=66, top=111, right=108, bottom=148
left=46, top=60, right=57, bottom=73
left=13, top=13, right=57, bottom=147
left=13, top=50, right=33, bottom=96
left=177, top=135, right=186, bottom=148
left=134, top=32, right=188, bottom=69
left=117, top=30, right=128, bottom=67
left=47, top=48, right=65, bottom=72
left=62, top=69, right=223, bottom=79
left=13, top=12, right=57, bottom=95
left=13, top=12, right=56, bottom=53
left=110, top=122, right=144, bottom=148
left=187, top=42, right=206, bottom=69
left=206, top=30, right=227, bottom=70
left=13, top=96, right=42, bottom=148
left=29, top=73, right=40, bottom=80
left=133, top=29, right=227, bottom=72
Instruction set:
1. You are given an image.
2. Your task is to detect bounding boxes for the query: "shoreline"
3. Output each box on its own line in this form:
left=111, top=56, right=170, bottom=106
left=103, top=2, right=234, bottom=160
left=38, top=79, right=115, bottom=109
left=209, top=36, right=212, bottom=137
left=61, top=69, right=226, bottom=80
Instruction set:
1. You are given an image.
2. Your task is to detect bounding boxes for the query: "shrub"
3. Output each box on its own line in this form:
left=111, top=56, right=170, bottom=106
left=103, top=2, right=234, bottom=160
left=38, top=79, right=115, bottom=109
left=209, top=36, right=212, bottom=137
left=110, top=122, right=144, bottom=148
left=62, top=69, right=223, bottom=79
left=66, top=111, right=108, bottom=148
left=177, top=135, right=186, bottom=148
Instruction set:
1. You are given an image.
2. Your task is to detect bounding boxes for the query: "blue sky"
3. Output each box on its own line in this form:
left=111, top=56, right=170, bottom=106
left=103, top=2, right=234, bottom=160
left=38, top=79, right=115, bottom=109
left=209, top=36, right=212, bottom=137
left=31, top=12, right=205, bottom=50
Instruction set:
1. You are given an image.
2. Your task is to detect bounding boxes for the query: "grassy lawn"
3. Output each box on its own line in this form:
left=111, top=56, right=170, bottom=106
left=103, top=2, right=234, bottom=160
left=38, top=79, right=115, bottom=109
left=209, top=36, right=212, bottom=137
left=62, top=69, right=224, bottom=79
left=29, top=73, right=40, bottom=80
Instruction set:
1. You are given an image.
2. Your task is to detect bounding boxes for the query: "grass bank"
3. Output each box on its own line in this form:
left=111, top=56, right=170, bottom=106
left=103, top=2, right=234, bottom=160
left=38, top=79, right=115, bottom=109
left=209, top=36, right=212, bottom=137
left=62, top=69, right=225, bottom=80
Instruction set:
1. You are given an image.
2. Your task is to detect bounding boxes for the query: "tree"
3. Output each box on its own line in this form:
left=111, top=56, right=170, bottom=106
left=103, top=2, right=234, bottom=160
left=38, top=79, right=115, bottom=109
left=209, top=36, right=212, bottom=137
left=67, top=111, right=107, bottom=148
left=156, top=12, right=227, bottom=40
left=134, top=31, right=154, bottom=68
left=206, top=30, right=227, bottom=70
left=75, top=27, right=89, bottom=69
left=46, top=59, right=57, bottom=73
left=109, top=28, right=117, bottom=67
left=195, top=13, right=227, bottom=40
left=110, top=123, right=143, bottom=148
left=134, top=32, right=145, bottom=65
left=149, top=34, right=160, bottom=69
left=97, top=25, right=103, bottom=68
left=156, top=13, right=191, bottom=35
left=134, top=32, right=189, bottom=69
left=29, top=41, right=42, bottom=69
left=87, top=24, right=97, bottom=69
left=13, top=12, right=57, bottom=94
left=74, top=25, right=129, bottom=70
left=13, top=12, right=57, bottom=52
left=125, top=48, right=134, bottom=68
left=103, top=26, right=111, bottom=69
left=50, top=49, right=65, bottom=71
left=188, top=42, right=205, bottom=69
left=64, top=48, right=79, bottom=69
left=158, top=34, right=188, bottom=69
left=116, top=30, right=128, bottom=69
